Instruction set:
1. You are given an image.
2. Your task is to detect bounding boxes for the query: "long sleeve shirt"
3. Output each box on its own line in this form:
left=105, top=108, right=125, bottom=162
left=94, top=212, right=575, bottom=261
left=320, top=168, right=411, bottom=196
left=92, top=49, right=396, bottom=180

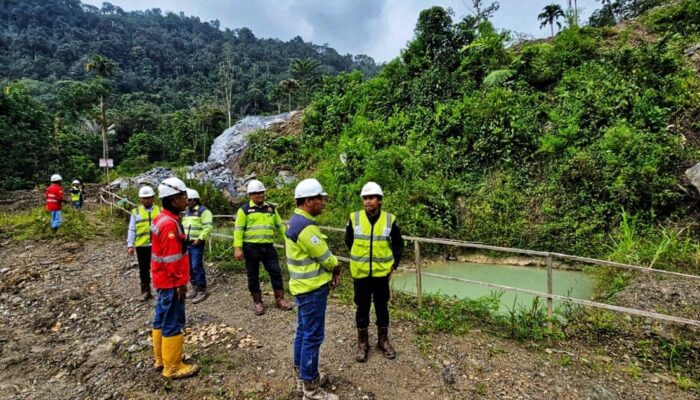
left=150, top=209, right=189, bottom=289
left=127, top=205, right=157, bottom=247
left=345, top=209, right=404, bottom=269
left=233, top=201, right=286, bottom=247
left=45, top=184, right=64, bottom=211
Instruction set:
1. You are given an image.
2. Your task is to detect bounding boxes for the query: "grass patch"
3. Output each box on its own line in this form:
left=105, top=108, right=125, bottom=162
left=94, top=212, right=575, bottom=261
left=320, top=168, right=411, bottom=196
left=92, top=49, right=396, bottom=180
left=0, top=206, right=95, bottom=241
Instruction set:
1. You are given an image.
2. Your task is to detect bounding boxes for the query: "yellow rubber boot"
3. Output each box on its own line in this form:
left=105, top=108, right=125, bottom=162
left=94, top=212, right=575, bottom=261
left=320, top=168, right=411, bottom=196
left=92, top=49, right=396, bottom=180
left=152, top=329, right=164, bottom=371
left=161, top=333, right=199, bottom=379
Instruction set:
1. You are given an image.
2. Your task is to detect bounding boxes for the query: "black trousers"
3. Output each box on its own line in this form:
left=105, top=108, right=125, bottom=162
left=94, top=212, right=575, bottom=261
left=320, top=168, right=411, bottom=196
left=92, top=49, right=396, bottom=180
left=243, top=243, right=284, bottom=293
left=353, top=275, right=391, bottom=329
left=135, top=246, right=152, bottom=292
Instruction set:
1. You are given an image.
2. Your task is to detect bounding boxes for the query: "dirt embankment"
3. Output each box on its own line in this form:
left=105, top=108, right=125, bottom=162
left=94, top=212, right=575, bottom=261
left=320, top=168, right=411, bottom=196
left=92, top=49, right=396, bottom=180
left=0, top=208, right=698, bottom=399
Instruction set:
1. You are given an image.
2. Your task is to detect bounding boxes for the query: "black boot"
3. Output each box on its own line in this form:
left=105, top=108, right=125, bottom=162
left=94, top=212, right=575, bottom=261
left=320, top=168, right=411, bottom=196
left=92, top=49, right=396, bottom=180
left=355, top=328, right=369, bottom=363
left=377, top=326, right=396, bottom=359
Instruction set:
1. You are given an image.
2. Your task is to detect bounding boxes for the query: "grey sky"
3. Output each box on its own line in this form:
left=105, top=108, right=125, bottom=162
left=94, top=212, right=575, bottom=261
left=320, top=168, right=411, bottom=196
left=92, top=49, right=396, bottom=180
left=83, top=0, right=601, bottom=62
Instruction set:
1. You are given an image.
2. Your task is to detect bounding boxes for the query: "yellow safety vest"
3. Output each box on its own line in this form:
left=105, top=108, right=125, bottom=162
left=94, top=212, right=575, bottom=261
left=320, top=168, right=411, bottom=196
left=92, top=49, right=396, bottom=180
left=234, top=201, right=285, bottom=246
left=349, top=210, right=395, bottom=278
left=132, top=205, right=161, bottom=247
left=182, top=205, right=213, bottom=241
left=285, top=209, right=338, bottom=295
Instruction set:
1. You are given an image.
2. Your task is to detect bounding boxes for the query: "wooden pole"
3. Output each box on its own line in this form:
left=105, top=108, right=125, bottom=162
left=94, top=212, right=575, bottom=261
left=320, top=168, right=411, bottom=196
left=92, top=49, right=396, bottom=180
left=546, top=253, right=553, bottom=331
left=415, top=240, right=422, bottom=308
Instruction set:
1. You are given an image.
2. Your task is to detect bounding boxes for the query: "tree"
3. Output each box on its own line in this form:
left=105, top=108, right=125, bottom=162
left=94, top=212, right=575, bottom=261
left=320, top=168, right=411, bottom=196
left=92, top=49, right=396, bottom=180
left=83, top=54, right=116, bottom=182
left=538, top=4, right=565, bottom=37
left=290, top=58, right=321, bottom=106
left=218, top=43, right=236, bottom=127
left=279, top=79, right=299, bottom=112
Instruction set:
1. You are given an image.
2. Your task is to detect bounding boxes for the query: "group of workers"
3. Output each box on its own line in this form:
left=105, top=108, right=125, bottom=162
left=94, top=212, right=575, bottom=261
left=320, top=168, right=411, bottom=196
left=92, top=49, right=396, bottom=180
left=44, top=174, right=84, bottom=232
left=46, top=172, right=403, bottom=400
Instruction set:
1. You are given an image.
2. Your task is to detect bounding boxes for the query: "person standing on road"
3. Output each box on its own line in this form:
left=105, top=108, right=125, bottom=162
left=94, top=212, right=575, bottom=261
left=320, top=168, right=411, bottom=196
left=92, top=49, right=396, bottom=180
left=286, top=178, right=339, bottom=400
left=127, top=186, right=160, bottom=301
left=70, top=179, right=84, bottom=210
left=345, top=182, right=404, bottom=362
left=45, top=174, right=65, bottom=233
left=181, top=188, right=213, bottom=304
left=234, top=179, right=292, bottom=315
left=150, top=177, right=199, bottom=380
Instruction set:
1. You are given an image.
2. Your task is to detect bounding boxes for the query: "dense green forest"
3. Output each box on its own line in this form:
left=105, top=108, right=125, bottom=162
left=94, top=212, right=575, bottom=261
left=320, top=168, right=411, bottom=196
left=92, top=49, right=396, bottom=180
left=0, top=0, right=378, bottom=188
left=245, top=0, right=700, bottom=267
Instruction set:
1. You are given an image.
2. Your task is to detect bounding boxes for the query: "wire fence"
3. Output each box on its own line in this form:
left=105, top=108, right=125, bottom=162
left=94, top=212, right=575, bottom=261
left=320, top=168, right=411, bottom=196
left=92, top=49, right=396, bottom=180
left=99, top=188, right=700, bottom=328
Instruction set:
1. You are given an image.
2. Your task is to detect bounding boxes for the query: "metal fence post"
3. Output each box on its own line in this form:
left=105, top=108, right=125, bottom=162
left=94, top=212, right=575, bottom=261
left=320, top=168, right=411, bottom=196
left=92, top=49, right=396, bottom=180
left=415, top=240, right=422, bottom=308
left=547, top=253, right=553, bottom=331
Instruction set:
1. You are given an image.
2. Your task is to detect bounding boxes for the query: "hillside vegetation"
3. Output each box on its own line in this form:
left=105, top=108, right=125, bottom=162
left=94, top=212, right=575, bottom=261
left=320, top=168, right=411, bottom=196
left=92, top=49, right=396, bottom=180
left=0, top=0, right=377, bottom=188
left=246, top=1, right=700, bottom=268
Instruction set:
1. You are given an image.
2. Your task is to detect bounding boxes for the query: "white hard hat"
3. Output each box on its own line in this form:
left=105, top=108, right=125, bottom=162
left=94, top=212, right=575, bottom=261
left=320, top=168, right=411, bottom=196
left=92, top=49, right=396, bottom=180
left=247, top=179, right=266, bottom=194
left=50, top=174, right=62, bottom=182
left=158, top=177, right=187, bottom=198
left=294, top=178, right=327, bottom=199
left=138, top=186, right=155, bottom=198
left=186, top=188, right=200, bottom=199
left=72, top=179, right=80, bottom=184
left=360, top=182, right=383, bottom=197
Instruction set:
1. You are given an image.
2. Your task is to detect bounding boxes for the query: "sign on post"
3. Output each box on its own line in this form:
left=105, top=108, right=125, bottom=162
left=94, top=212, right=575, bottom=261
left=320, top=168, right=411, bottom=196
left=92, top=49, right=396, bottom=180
left=99, top=158, right=114, bottom=167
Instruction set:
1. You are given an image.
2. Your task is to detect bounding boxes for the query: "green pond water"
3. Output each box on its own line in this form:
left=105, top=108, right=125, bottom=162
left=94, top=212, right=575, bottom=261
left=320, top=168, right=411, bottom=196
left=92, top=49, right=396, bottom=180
left=391, top=262, right=597, bottom=313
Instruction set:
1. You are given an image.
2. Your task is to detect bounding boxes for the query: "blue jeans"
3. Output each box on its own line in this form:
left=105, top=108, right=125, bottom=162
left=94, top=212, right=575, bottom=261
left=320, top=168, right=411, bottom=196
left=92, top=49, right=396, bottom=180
left=188, top=243, right=207, bottom=289
left=50, top=211, right=62, bottom=229
left=293, top=284, right=329, bottom=381
left=153, top=288, right=186, bottom=337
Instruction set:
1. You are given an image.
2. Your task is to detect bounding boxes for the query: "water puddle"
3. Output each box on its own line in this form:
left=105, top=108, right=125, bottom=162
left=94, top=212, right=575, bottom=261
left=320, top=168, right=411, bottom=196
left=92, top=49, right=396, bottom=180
left=391, top=262, right=596, bottom=313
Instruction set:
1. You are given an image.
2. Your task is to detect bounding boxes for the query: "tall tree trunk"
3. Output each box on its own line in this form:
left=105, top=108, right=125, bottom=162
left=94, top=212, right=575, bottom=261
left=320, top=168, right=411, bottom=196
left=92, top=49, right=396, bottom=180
left=100, top=95, right=110, bottom=184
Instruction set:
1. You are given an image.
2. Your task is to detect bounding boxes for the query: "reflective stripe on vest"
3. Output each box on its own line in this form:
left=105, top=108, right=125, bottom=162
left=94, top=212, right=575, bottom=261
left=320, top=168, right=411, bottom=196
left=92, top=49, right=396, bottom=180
left=182, top=206, right=211, bottom=239
left=240, top=203, right=278, bottom=244
left=349, top=211, right=395, bottom=278
left=285, top=212, right=332, bottom=295
left=71, top=192, right=80, bottom=202
left=132, top=205, right=160, bottom=247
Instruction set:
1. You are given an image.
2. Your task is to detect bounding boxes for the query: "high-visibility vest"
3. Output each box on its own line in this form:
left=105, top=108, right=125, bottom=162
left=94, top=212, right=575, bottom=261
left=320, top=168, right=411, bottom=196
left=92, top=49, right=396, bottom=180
left=132, top=205, right=160, bottom=247
left=234, top=201, right=285, bottom=246
left=70, top=187, right=81, bottom=202
left=182, top=205, right=213, bottom=241
left=349, top=210, right=396, bottom=278
left=285, top=209, right=337, bottom=296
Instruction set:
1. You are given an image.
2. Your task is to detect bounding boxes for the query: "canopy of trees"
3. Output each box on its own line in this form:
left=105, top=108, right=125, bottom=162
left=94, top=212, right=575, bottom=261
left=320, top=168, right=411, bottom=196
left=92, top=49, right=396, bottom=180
left=0, top=0, right=379, bottom=189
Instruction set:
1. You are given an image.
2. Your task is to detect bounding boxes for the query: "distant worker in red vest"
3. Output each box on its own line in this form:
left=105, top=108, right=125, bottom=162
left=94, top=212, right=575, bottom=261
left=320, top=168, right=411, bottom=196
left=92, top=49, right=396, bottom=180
left=150, top=177, right=199, bottom=379
left=45, top=174, right=65, bottom=233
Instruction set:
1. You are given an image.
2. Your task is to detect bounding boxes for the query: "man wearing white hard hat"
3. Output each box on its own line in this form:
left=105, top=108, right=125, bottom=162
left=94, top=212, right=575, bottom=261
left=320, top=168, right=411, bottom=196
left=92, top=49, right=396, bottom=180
left=150, top=177, right=199, bottom=380
left=234, top=179, right=290, bottom=315
left=45, top=174, right=65, bottom=232
left=181, top=188, right=213, bottom=304
left=286, top=178, right=340, bottom=400
left=70, top=179, right=84, bottom=210
left=345, top=182, right=404, bottom=362
left=127, top=185, right=160, bottom=301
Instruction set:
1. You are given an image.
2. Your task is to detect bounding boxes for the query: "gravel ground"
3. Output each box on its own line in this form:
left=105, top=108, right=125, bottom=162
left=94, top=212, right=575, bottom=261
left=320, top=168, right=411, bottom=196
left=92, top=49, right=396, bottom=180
left=0, top=206, right=698, bottom=399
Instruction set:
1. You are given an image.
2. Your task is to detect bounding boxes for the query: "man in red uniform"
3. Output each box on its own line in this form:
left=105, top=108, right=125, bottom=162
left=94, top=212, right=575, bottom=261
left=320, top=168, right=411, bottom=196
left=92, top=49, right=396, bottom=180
left=45, top=174, right=65, bottom=233
left=150, top=177, right=199, bottom=379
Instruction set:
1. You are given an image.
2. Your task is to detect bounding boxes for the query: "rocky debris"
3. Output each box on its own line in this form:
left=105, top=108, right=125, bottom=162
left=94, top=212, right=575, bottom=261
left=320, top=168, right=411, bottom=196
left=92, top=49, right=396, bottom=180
left=684, top=44, right=700, bottom=56
left=183, top=323, right=239, bottom=348
left=685, top=162, right=700, bottom=194
left=190, top=112, right=298, bottom=199
left=108, top=167, right=175, bottom=190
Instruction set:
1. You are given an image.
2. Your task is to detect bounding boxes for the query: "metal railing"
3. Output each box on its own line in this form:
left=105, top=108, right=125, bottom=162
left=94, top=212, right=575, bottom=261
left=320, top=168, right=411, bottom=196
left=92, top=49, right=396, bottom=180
left=99, top=188, right=700, bottom=328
